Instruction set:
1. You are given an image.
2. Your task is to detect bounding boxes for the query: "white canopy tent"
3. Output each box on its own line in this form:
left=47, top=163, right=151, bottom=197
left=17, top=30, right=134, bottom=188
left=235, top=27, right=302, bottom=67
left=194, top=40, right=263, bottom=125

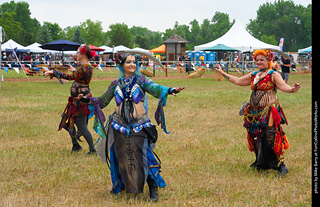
left=298, top=46, right=312, bottom=53
left=194, top=20, right=279, bottom=52
left=102, top=45, right=131, bottom=53
left=25, top=42, right=56, bottom=53
left=1, top=39, right=28, bottom=51
left=132, top=47, right=152, bottom=54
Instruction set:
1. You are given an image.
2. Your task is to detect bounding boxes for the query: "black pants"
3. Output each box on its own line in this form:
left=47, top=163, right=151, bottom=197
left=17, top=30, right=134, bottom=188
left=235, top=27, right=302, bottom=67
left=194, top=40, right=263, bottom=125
left=71, top=115, right=94, bottom=150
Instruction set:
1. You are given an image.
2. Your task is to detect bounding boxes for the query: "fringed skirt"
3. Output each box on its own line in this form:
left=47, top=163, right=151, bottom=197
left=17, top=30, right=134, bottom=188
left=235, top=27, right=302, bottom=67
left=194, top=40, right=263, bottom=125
left=243, top=101, right=289, bottom=170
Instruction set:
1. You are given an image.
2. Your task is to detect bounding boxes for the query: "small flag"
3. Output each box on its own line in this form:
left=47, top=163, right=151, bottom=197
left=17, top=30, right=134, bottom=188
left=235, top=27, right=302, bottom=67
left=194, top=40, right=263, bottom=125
left=13, top=67, right=19, bottom=74
left=279, top=38, right=284, bottom=51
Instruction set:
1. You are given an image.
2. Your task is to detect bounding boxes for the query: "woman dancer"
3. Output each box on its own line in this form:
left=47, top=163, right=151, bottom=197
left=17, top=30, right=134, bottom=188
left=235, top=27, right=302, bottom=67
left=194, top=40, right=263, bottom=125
left=44, top=45, right=97, bottom=155
left=215, top=49, right=300, bottom=176
left=78, top=53, right=184, bottom=202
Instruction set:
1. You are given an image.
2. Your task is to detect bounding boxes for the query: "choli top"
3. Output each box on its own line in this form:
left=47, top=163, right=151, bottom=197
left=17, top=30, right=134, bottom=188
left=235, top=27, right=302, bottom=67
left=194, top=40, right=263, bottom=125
left=95, top=74, right=171, bottom=134
left=249, top=70, right=277, bottom=108
left=52, top=64, right=94, bottom=97
left=250, top=70, right=276, bottom=91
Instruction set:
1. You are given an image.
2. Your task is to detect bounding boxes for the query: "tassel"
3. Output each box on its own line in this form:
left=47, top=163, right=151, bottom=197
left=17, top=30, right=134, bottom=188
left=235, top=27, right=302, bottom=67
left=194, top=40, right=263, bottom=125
left=273, top=131, right=284, bottom=155
left=270, top=107, right=281, bottom=128
left=247, top=133, right=255, bottom=152
left=283, top=135, right=290, bottom=149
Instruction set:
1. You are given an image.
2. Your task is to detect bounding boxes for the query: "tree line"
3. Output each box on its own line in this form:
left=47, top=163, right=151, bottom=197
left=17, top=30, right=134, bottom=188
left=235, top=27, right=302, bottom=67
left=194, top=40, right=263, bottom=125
left=0, top=0, right=311, bottom=52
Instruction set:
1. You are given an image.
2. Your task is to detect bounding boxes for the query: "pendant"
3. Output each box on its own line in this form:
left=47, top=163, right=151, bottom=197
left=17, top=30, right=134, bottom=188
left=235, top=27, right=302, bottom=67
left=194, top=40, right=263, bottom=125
left=253, top=73, right=260, bottom=84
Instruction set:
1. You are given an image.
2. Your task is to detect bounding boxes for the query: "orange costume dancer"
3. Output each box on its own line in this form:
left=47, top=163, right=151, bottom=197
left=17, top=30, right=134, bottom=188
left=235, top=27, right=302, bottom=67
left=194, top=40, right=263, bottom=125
left=215, top=49, right=301, bottom=176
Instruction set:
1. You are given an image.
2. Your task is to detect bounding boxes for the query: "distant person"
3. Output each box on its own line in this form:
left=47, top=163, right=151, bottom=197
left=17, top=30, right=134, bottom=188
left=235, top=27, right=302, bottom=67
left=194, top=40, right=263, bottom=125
left=271, top=56, right=280, bottom=71
left=44, top=53, right=50, bottom=63
left=200, top=54, right=205, bottom=65
left=280, top=56, right=291, bottom=84
left=185, top=54, right=191, bottom=73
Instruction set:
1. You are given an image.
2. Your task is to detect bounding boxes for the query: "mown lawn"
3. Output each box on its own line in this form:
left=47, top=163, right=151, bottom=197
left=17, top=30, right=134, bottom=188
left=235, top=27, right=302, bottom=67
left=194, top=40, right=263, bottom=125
left=0, top=71, right=312, bottom=206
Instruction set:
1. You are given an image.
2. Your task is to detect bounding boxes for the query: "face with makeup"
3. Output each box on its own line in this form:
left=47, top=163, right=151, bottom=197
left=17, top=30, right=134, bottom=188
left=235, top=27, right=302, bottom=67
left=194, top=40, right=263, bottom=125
left=122, top=55, right=136, bottom=77
left=255, top=54, right=269, bottom=70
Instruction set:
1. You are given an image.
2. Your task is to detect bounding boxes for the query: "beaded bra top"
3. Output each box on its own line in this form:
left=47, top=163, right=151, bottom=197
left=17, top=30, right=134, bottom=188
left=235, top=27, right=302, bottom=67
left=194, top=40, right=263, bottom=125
left=114, top=75, right=145, bottom=106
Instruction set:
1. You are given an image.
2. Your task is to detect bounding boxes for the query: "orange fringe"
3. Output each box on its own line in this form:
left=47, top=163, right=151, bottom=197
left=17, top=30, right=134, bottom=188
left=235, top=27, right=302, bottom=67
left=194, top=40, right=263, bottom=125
left=283, top=134, right=290, bottom=149
left=273, top=131, right=284, bottom=155
left=247, top=133, right=255, bottom=152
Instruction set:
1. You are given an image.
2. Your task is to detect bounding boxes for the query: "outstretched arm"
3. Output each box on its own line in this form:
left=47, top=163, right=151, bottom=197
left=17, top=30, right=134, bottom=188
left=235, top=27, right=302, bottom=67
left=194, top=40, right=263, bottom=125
left=215, top=64, right=251, bottom=86
left=272, top=72, right=301, bottom=93
left=169, top=87, right=185, bottom=96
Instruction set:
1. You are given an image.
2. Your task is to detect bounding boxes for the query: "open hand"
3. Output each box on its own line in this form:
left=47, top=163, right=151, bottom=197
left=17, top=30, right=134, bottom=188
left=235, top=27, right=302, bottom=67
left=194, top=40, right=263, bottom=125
left=44, top=70, right=53, bottom=77
left=291, top=83, right=301, bottom=93
left=172, top=87, right=185, bottom=96
left=214, top=64, right=223, bottom=74
left=77, top=94, right=85, bottom=100
left=68, top=64, right=75, bottom=72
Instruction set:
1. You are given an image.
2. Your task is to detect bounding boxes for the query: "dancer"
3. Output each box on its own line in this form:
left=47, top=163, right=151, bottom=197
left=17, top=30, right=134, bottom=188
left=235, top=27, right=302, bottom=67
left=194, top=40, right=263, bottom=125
left=78, top=53, right=184, bottom=202
left=215, top=49, right=300, bottom=176
left=44, top=45, right=97, bottom=155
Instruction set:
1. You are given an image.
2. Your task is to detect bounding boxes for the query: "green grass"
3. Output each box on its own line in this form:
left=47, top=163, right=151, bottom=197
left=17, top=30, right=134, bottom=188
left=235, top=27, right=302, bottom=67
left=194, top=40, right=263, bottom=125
left=0, top=72, right=312, bottom=206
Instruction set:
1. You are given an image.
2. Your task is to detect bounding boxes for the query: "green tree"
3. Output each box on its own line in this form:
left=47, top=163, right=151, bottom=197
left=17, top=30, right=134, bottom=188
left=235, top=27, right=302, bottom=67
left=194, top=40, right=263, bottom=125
left=0, top=1, right=40, bottom=45
left=79, top=19, right=105, bottom=46
left=72, top=27, right=84, bottom=44
left=211, top=12, right=234, bottom=40
left=247, top=0, right=312, bottom=51
left=108, top=23, right=132, bottom=48
left=43, top=22, right=63, bottom=41
left=0, top=11, right=21, bottom=41
left=134, top=35, right=149, bottom=49
left=63, top=26, right=77, bottom=41
left=38, top=24, right=53, bottom=44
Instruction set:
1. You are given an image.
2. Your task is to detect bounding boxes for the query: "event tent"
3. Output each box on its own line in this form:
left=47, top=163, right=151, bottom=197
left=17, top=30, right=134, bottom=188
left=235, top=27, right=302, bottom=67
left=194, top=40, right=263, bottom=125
left=102, top=45, right=131, bottom=53
left=132, top=47, right=152, bottom=54
left=87, top=45, right=104, bottom=52
left=149, top=44, right=166, bottom=53
left=298, top=46, right=312, bottom=53
left=1, top=39, right=28, bottom=51
left=194, top=20, right=279, bottom=52
left=25, top=42, right=55, bottom=53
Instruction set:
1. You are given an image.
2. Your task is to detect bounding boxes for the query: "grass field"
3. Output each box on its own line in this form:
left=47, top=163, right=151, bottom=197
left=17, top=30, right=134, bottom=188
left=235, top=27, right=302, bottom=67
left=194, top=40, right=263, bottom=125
left=0, top=68, right=312, bottom=206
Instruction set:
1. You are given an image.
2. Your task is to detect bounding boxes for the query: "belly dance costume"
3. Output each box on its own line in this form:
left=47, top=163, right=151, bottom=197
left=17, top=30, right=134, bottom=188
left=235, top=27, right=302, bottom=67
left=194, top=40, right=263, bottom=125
left=89, top=74, right=176, bottom=198
left=243, top=70, right=290, bottom=175
left=50, top=64, right=95, bottom=151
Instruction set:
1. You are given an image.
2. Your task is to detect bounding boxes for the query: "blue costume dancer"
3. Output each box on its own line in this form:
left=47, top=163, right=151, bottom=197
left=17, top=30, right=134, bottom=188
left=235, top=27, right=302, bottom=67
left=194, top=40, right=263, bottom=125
left=80, top=53, right=184, bottom=202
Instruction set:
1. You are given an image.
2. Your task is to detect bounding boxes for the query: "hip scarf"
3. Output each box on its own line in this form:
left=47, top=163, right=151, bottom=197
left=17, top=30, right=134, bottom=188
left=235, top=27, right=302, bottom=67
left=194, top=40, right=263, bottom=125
left=111, top=113, right=153, bottom=137
left=58, top=93, right=92, bottom=140
left=243, top=101, right=289, bottom=168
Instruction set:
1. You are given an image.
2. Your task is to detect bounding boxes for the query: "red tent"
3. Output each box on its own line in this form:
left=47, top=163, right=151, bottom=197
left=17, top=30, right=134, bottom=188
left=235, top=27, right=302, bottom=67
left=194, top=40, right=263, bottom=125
left=87, top=45, right=105, bottom=52
left=149, top=44, right=166, bottom=53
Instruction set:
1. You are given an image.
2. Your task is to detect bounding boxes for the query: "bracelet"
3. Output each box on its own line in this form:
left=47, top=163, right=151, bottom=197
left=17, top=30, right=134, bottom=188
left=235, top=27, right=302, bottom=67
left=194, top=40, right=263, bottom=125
left=168, top=88, right=179, bottom=94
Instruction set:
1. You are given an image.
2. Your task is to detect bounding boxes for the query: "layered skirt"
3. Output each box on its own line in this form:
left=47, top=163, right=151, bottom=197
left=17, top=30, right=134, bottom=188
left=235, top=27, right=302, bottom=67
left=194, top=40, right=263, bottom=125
left=243, top=101, right=290, bottom=170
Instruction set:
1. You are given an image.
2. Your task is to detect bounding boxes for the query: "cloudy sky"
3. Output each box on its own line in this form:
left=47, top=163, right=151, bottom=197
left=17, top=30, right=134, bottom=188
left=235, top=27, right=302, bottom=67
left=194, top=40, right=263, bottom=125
left=27, top=0, right=311, bottom=32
